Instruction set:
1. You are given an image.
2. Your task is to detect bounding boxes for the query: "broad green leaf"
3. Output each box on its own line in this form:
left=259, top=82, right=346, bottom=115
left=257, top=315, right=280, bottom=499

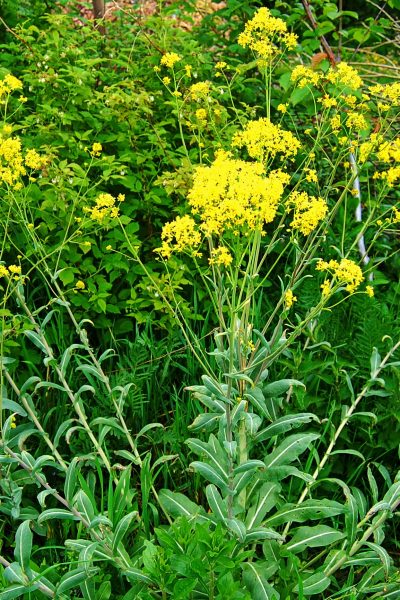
left=293, top=572, right=331, bottom=595
left=264, top=433, right=319, bottom=468
left=14, top=521, right=32, bottom=571
left=242, top=562, right=280, bottom=599
left=266, top=499, right=346, bottom=527
left=357, top=564, right=385, bottom=591
left=246, top=482, right=281, bottom=529
left=245, top=412, right=262, bottom=436
left=256, top=413, right=319, bottom=442
left=285, top=525, right=345, bottom=554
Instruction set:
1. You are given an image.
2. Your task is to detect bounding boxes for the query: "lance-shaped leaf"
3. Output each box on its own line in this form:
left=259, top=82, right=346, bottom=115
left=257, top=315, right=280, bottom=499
left=266, top=499, right=346, bottom=527
left=38, top=509, right=80, bottom=525
left=206, top=484, right=228, bottom=522
left=190, top=461, right=229, bottom=491
left=246, top=482, right=281, bottom=529
left=186, top=437, right=229, bottom=480
left=242, top=562, right=280, bottom=599
left=293, top=572, right=331, bottom=596
left=245, top=528, right=283, bottom=543
left=256, top=413, right=319, bottom=442
left=263, top=379, right=305, bottom=398
left=0, top=583, right=38, bottom=599
left=112, top=511, right=139, bottom=553
left=14, top=521, right=32, bottom=571
left=363, top=542, right=392, bottom=577
left=244, top=387, right=270, bottom=419
left=284, top=525, right=345, bottom=554
left=57, top=567, right=98, bottom=595
left=188, top=413, right=221, bottom=433
left=264, top=433, right=319, bottom=468
left=158, top=490, right=205, bottom=520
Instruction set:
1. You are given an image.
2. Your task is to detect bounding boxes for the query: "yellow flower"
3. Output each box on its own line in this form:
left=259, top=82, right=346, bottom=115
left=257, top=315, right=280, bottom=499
left=232, top=117, right=300, bottom=162
left=291, top=65, right=320, bottom=88
left=75, top=280, right=85, bottom=290
left=160, top=52, right=182, bottom=69
left=304, top=168, right=318, bottom=183
left=155, top=215, right=201, bottom=258
left=19, top=96, right=28, bottom=103
left=277, top=103, right=288, bottom=113
left=317, top=258, right=364, bottom=293
left=238, top=7, right=297, bottom=61
left=25, top=148, right=47, bottom=169
left=286, top=191, right=327, bottom=235
left=189, top=81, right=211, bottom=101
left=106, top=244, right=112, bottom=250
left=365, top=285, right=374, bottom=298
left=209, top=246, right=233, bottom=267
left=346, top=112, right=368, bottom=131
left=8, top=265, right=21, bottom=275
left=91, top=142, right=102, bottom=157
left=87, top=193, right=120, bottom=223
left=330, top=114, right=341, bottom=132
left=321, top=95, right=337, bottom=109
left=284, top=289, right=297, bottom=309
left=321, top=279, right=331, bottom=297
left=195, top=108, right=207, bottom=123
left=325, top=62, right=363, bottom=90
left=184, top=65, right=192, bottom=77
left=162, top=76, right=171, bottom=86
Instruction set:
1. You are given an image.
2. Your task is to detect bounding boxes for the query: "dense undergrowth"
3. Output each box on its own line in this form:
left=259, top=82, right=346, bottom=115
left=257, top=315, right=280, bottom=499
left=0, top=0, right=400, bottom=598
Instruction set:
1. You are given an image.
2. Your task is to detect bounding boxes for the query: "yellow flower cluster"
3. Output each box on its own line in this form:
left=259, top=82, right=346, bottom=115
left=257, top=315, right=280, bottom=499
left=378, top=166, right=400, bottom=186
left=156, top=214, right=202, bottom=258
left=286, top=191, right=328, bottom=235
left=291, top=65, right=320, bottom=88
left=91, top=142, right=102, bottom=157
left=160, top=52, right=182, bottom=69
left=346, top=112, right=368, bottom=131
left=25, top=149, right=47, bottom=169
left=358, top=133, right=381, bottom=163
left=87, top=193, right=124, bottom=223
left=284, top=289, right=297, bottom=309
left=232, top=118, right=300, bottom=162
left=238, top=7, right=297, bottom=61
left=189, top=81, right=211, bottom=101
left=325, top=62, right=363, bottom=90
left=0, top=74, right=23, bottom=99
left=317, top=258, right=364, bottom=293
left=195, top=108, right=207, bottom=124
left=371, top=82, right=400, bottom=105
left=188, top=151, right=289, bottom=235
left=0, top=264, right=22, bottom=280
left=377, top=139, right=400, bottom=163
left=209, top=246, right=233, bottom=267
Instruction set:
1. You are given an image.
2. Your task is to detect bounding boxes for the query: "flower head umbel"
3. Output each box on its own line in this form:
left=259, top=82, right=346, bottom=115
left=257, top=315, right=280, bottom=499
left=160, top=52, right=182, bottom=69
left=238, top=7, right=297, bottom=62
left=86, top=193, right=124, bottom=224
left=286, top=191, right=328, bottom=235
left=317, top=258, right=364, bottom=294
left=232, top=118, right=300, bottom=162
